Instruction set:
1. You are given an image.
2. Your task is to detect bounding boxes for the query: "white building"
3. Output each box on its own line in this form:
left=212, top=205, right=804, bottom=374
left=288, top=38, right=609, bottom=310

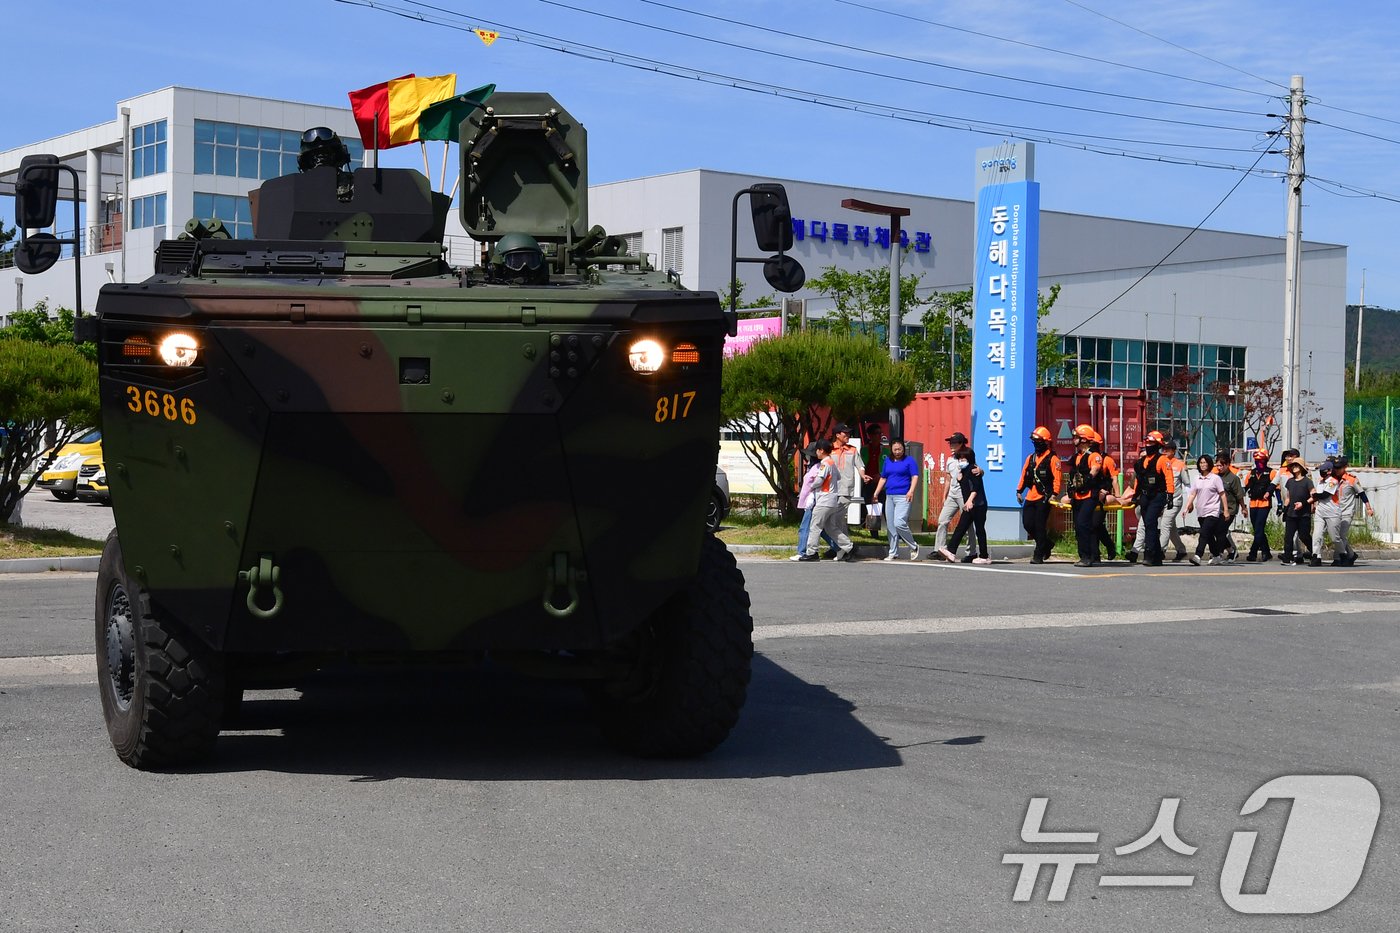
left=3, top=90, right=1346, bottom=460
left=593, top=169, right=1346, bottom=461
left=0, top=86, right=366, bottom=321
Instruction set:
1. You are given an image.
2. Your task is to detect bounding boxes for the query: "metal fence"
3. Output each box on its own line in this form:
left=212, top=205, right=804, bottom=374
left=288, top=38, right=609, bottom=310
left=1345, top=397, right=1400, bottom=468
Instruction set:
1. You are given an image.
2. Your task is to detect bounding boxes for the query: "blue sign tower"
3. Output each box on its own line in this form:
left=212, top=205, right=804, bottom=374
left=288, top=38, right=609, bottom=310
left=970, top=143, right=1040, bottom=541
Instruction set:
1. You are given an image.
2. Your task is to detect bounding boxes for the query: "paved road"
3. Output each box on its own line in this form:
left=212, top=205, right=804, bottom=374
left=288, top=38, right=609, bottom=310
left=11, top=489, right=114, bottom=542
left=2, top=558, right=1398, bottom=932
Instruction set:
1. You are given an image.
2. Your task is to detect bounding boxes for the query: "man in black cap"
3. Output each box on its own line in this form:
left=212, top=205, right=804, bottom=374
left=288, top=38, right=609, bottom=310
left=934, top=431, right=971, bottom=559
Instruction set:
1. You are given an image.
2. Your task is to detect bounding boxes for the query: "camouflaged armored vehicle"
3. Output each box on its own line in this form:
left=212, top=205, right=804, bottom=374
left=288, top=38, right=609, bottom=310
left=14, top=92, right=778, bottom=769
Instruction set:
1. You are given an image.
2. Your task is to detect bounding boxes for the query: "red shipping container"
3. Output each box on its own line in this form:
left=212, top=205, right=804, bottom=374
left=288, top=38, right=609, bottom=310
left=904, top=388, right=1149, bottom=538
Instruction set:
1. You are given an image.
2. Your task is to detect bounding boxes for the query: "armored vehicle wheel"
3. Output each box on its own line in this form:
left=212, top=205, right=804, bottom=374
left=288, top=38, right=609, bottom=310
left=51, top=489, right=76, bottom=502
left=598, top=536, right=753, bottom=757
left=95, top=531, right=227, bottom=769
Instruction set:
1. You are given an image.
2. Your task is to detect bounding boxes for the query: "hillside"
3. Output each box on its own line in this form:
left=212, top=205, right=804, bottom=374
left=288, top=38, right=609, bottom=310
left=1347, top=303, right=1400, bottom=375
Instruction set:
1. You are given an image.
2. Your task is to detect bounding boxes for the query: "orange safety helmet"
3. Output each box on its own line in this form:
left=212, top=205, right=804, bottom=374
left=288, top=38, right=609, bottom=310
left=1144, top=430, right=1166, bottom=446
left=1091, top=430, right=1104, bottom=446
left=1253, top=448, right=1270, bottom=460
left=1073, top=423, right=1096, bottom=442
left=1030, top=426, right=1053, bottom=442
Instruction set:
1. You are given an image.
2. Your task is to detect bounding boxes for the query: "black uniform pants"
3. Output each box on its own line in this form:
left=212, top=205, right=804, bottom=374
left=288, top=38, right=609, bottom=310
left=1249, top=506, right=1272, bottom=557
left=1139, top=493, right=1167, bottom=564
left=1072, top=497, right=1098, bottom=562
left=1196, top=515, right=1226, bottom=558
left=947, top=505, right=988, bottom=559
left=1283, top=513, right=1312, bottom=561
left=1022, top=498, right=1052, bottom=560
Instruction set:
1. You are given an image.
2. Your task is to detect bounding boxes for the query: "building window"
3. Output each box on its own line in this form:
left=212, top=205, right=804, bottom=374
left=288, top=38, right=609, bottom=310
left=662, top=226, right=684, bottom=275
left=620, top=232, right=643, bottom=257
left=193, top=192, right=253, bottom=239
left=1061, top=335, right=1247, bottom=453
left=131, top=120, right=167, bottom=179
left=129, top=193, right=167, bottom=230
left=194, top=120, right=364, bottom=180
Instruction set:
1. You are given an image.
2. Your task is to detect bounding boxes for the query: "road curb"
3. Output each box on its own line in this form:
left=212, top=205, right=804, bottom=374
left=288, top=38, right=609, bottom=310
left=726, top=543, right=1400, bottom=562
left=0, top=555, right=101, bottom=574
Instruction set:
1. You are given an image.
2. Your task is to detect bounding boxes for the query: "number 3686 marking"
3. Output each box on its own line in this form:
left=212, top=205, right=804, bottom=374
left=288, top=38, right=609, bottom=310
left=125, top=386, right=197, bottom=425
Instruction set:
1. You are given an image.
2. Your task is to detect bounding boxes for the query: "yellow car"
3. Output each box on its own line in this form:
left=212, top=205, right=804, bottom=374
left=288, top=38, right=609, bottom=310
left=75, top=456, right=110, bottom=504
left=36, top=429, right=103, bottom=501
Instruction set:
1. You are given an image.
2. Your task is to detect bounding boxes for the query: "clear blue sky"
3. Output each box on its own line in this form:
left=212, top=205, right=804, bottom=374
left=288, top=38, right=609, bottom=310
left=8, top=0, right=1399, bottom=311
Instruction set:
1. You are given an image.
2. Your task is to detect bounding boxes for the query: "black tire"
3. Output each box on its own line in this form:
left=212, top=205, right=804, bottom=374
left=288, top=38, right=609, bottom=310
left=706, top=491, right=726, bottom=532
left=598, top=535, right=753, bottom=757
left=95, top=531, right=227, bottom=769
left=51, top=489, right=76, bottom=502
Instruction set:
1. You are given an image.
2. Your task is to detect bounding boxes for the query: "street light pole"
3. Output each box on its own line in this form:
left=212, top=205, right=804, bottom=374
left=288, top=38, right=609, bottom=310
left=841, top=197, right=912, bottom=437
left=1355, top=269, right=1366, bottom=390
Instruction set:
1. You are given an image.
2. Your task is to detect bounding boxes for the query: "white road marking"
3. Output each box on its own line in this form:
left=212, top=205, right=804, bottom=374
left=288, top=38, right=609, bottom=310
left=751, top=601, right=1398, bottom=641
left=0, top=653, right=97, bottom=686
left=3, top=600, right=1395, bottom=683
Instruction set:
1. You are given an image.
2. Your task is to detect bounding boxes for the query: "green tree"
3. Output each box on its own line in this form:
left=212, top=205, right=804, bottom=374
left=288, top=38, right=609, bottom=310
left=0, top=221, right=15, bottom=267
left=808, top=264, right=930, bottom=338
left=0, top=300, right=97, bottom=362
left=720, top=331, right=916, bottom=518
left=0, top=339, right=100, bottom=524
left=900, top=283, right=1064, bottom=391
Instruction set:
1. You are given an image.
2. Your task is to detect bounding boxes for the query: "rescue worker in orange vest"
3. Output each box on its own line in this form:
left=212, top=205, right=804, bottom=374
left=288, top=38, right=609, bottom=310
left=1090, top=433, right=1120, bottom=560
left=1016, top=425, right=1063, bottom=564
left=1117, top=430, right=1176, bottom=566
left=1059, top=424, right=1105, bottom=567
left=1244, top=449, right=1278, bottom=562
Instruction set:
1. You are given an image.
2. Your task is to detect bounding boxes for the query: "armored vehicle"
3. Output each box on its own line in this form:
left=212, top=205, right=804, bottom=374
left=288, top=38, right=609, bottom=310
left=14, top=92, right=791, bottom=769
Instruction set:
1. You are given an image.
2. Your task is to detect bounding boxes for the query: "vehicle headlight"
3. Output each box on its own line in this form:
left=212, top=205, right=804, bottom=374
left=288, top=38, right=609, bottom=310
left=159, top=332, right=199, bottom=367
left=628, top=339, right=665, bottom=374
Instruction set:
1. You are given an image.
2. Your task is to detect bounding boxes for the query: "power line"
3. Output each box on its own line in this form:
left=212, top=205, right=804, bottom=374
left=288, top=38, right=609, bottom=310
left=1061, top=142, right=1277, bottom=337
left=625, top=0, right=1266, bottom=119
left=1306, top=118, right=1400, bottom=148
left=1058, top=0, right=1287, bottom=91
left=1307, top=176, right=1400, bottom=205
left=340, top=0, right=1270, bottom=162
left=830, top=0, right=1277, bottom=102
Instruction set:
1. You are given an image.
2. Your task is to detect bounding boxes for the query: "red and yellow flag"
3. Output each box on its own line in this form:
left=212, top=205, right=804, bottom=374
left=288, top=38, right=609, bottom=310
left=475, top=29, right=499, bottom=46
left=387, top=73, right=458, bottom=146
left=347, top=73, right=414, bottom=149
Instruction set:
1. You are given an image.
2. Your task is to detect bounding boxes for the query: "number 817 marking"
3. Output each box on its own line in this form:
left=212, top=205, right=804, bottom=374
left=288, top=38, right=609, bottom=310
left=126, top=386, right=197, bottom=425
left=654, top=391, right=697, bottom=423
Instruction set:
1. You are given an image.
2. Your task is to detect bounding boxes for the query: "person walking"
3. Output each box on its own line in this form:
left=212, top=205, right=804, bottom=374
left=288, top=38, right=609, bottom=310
left=1308, top=460, right=1341, bottom=567
left=934, top=431, right=969, bottom=560
left=1059, top=424, right=1105, bottom=568
left=1161, top=439, right=1188, bottom=561
left=1244, top=449, right=1277, bottom=562
left=941, top=449, right=990, bottom=564
left=798, top=439, right=854, bottom=562
left=1016, top=426, right=1062, bottom=564
left=1212, top=449, right=1245, bottom=563
left=1279, top=458, right=1315, bottom=565
left=790, top=444, right=831, bottom=561
left=873, top=439, right=921, bottom=561
left=1091, top=434, right=1121, bottom=561
left=1119, top=430, right=1175, bottom=566
left=1330, top=458, right=1374, bottom=566
left=1184, top=453, right=1228, bottom=565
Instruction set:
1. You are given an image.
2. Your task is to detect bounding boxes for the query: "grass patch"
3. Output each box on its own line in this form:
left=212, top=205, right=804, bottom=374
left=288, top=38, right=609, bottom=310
left=0, top=525, right=106, bottom=560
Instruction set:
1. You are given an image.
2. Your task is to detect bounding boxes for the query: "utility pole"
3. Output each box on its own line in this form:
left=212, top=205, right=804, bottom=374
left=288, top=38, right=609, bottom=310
left=1355, top=269, right=1365, bottom=390
left=1280, top=75, right=1306, bottom=454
